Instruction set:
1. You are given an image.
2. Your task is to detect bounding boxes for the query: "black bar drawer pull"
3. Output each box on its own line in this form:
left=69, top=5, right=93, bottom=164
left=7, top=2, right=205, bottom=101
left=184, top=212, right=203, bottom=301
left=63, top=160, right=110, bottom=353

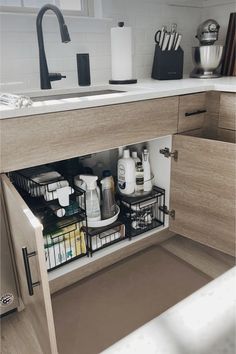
left=185, top=109, right=207, bottom=117
left=22, top=247, right=40, bottom=296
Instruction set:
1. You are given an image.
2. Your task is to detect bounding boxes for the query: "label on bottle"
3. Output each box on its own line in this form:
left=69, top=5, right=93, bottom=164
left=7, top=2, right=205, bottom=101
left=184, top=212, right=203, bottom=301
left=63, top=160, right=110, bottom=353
left=136, top=176, right=144, bottom=185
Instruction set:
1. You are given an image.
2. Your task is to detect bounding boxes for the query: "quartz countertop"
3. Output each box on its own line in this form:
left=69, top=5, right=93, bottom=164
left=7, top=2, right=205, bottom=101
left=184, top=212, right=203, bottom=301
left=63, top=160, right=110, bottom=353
left=102, top=266, right=236, bottom=354
left=0, top=77, right=236, bottom=120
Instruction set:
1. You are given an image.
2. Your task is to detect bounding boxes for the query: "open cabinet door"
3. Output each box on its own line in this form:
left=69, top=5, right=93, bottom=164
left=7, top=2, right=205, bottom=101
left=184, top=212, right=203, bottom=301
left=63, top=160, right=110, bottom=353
left=169, top=135, right=236, bottom=256
left=1, top=174, right=58, bottom=354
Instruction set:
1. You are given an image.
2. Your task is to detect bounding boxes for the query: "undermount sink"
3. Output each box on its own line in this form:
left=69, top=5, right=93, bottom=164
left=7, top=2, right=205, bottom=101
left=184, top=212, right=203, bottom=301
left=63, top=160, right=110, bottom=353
left=31, top=89, right=126, bottom=102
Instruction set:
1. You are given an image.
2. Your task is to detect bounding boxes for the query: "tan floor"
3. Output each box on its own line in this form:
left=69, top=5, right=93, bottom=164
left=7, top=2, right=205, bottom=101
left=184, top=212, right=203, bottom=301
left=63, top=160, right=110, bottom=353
left=52, top=246, right=211, bottom=354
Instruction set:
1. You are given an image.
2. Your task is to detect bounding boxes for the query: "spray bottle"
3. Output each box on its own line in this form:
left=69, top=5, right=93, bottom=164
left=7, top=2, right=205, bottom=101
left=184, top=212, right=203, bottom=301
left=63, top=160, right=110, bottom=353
left=79, top=175, right=101, bottom=222
left=142, top=149, right=152, bottom=192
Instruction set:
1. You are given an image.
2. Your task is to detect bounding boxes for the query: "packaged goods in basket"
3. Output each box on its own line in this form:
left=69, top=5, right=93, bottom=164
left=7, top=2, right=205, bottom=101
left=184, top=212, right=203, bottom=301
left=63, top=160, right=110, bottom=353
left=44, top=223, right=87, bottom=270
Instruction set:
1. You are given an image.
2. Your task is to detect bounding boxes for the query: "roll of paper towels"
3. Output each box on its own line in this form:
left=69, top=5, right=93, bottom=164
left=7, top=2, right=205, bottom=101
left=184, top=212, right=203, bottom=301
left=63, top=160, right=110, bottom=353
left=111, top=22, right=133, bottom=81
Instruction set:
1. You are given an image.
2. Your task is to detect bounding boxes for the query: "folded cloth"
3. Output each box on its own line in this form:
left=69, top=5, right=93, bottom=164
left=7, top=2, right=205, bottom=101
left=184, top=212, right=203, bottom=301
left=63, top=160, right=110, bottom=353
left=0, top=93, right=32, bottom=108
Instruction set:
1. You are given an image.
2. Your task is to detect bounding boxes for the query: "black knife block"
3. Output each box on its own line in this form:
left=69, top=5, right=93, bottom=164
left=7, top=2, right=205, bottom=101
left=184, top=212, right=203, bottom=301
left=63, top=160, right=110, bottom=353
left=151, top=45, right=184, bottom=80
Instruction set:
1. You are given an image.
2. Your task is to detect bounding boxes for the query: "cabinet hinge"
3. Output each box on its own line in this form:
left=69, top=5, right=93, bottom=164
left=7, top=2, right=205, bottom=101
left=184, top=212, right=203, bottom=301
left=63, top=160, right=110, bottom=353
left=159, top=205, right=175, bottom=219
left=159, top=147, right=178, bottom=161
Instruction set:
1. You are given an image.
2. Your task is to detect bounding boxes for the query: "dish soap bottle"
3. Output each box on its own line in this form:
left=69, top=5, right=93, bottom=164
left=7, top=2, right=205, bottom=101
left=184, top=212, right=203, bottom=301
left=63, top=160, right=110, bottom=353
left=101, top=173, right=116, bottom=219
left=117, top=149, right=135, bottom=195
left=79, top=175, right=101, bottom=222
left=142, top=149, right=152, bottom=192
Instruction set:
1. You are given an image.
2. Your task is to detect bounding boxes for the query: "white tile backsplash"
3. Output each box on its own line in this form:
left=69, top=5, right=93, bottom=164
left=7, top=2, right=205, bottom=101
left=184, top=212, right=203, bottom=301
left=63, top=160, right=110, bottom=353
left=0, top=0, right=233, bottom=91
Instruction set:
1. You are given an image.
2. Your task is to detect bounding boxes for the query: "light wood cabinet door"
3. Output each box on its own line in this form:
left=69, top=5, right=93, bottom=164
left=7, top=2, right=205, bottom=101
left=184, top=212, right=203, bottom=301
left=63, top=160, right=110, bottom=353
left=218, top=92, right=236, bottom=131
left=178, top=93, right=206, bottom=133
left=1, top=174, right=58, bottom=354
left=169, top=135, right=236, bottom=256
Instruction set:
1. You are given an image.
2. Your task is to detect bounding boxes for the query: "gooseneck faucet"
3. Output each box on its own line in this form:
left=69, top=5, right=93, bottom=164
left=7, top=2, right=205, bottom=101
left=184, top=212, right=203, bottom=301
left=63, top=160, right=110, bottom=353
left=36, top=4, right=71, bottom=89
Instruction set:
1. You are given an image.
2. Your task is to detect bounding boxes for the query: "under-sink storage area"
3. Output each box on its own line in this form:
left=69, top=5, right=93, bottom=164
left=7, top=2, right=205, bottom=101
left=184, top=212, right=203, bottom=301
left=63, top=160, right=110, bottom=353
left=5, top=135, right=173, bottom=276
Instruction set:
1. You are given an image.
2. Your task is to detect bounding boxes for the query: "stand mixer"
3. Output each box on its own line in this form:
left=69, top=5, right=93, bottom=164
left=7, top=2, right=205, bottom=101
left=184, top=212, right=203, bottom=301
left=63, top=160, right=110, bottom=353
left=190, top=19, right=223, bottom=78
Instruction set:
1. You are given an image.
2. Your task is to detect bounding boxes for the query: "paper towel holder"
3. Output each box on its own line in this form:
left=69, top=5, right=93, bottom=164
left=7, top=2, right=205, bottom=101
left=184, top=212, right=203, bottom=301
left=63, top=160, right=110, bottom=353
left=109, top=22, right=137, bottom=85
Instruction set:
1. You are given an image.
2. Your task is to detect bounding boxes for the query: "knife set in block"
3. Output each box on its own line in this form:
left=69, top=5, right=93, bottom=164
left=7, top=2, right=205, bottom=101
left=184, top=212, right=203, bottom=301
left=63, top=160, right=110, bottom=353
left=151, top=45, right=184, bottom=80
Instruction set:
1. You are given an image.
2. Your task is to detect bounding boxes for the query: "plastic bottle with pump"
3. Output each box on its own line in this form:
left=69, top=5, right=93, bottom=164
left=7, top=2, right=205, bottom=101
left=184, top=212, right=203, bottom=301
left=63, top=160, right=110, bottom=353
left=132, top=151, right=141, bottom=167
left=101, top=171, right=116, bottom=219
left=117, top=149, right=135, bottom=195
left=78, top=175, right=101, bottom=222
left=142, top=149, right=152, bottom=192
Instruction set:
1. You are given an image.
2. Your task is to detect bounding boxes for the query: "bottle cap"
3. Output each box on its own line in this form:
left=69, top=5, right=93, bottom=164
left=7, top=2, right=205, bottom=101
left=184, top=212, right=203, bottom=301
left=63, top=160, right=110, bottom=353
left=79, top=175, right=98, bottom=190
left=102, top=170, right=112, bottom=178
left=123, top=149, right=130, bottom=158
left=132, top=151, right=138, bottom=158
left=118, top=22, right=124, bottom=27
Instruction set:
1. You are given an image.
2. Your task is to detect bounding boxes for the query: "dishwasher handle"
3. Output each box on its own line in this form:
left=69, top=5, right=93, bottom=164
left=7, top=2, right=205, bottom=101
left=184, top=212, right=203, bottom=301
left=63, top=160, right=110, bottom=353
left=22, top=247, right=40, bottom=296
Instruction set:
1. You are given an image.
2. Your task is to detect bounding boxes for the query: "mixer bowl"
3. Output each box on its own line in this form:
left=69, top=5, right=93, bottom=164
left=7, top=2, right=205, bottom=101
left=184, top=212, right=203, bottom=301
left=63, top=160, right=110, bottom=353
left=192, top=45, right=223, bottom=74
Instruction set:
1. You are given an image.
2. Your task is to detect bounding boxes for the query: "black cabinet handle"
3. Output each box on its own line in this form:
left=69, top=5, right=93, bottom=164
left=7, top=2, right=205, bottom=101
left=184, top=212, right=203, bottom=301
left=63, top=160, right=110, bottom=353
left=22, top=247, right=40, bottom=296
left=185, top=109, right=207, bottom=117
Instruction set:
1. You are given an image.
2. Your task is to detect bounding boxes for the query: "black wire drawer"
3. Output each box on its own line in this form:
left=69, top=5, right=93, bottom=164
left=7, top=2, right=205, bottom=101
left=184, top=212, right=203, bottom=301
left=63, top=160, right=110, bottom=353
left=118, top=186, right=165, bottom=238
left=10, top=166, right=73, bottom=206
left=85, top=220, right=126, bottom=256
left=43, top=213, right=88, bottom=271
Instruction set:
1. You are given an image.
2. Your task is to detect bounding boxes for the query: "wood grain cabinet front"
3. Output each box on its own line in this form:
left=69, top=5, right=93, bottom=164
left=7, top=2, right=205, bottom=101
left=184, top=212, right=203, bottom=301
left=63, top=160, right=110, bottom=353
left=178, top=93, right=206, bottom=133
left=1, top=174, right=58, bottom=354
left=218, top=92, right=236, bottom=131
left=169, top=134, right=236, bottom=257
left=0, top=97, right=178, bottom=173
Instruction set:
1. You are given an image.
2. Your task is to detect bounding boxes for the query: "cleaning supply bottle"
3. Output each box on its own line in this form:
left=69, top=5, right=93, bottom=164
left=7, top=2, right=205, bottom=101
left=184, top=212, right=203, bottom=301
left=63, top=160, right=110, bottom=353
left=79, top=175, right=101, bottom=222
left=132, top=151, right=141, bottom=166
left=102, top=170, right=115, bottom=193
left=101, top=174, right=116, bottom=219
left=135, top=162, right=144, bottom=192
left=74, top=175, right=87, bottom=209
left=117, top=149, right=135, bottom=195
left=142, top=149, right=152, bottom=192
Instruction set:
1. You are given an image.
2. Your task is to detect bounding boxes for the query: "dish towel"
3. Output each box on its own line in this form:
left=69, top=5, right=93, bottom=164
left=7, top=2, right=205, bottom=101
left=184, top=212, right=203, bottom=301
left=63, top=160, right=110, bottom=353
left=0, top=93, right=32, bottom=108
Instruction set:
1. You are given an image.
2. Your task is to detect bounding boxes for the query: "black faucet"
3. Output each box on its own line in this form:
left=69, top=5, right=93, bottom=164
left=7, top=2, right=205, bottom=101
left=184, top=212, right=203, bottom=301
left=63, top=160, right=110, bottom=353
left=36, top=4, right=71, bottom=89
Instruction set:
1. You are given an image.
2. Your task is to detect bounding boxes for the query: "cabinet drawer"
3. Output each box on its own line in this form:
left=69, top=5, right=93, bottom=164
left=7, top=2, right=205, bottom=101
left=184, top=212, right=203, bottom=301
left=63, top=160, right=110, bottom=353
left=218, top=93, right=236, bottom=130
left=0, top=97, right=178, bottom=173
left=178, top=93, right=206, bottom=133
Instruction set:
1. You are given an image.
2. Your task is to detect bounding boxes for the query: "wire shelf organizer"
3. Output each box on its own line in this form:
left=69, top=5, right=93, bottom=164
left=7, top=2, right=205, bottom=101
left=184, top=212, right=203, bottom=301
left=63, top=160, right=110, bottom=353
left=118, top=186, right=166, bottom=239
left=10, top=168, right=89, bottom=271
left=84, top=220, right=126, bottom=256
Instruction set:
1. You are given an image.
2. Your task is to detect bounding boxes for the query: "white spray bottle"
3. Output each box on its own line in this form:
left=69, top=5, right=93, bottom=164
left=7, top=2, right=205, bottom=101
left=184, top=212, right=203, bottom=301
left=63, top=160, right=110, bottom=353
left=142, top=149, right=152, bottom=192
left=79, top=175, right=101, bottom=222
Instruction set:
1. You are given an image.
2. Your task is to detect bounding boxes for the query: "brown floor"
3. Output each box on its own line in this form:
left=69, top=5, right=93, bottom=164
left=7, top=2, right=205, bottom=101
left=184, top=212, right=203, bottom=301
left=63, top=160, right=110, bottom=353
left=52, top=246, right=211, bottom=354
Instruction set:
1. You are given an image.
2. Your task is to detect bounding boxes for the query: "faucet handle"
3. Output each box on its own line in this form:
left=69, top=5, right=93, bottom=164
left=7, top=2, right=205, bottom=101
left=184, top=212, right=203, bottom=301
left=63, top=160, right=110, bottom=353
left=49, top=73, right=66, bottom=82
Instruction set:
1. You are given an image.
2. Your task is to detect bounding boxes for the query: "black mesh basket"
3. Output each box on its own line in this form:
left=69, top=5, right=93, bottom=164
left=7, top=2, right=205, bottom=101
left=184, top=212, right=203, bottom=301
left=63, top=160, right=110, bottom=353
left=118, top=186, right=165, bottom=238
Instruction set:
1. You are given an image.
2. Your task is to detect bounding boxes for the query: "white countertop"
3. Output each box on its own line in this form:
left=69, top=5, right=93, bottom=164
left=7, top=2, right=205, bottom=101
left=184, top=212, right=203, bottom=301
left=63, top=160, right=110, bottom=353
left=0, top=77, right=236, bottom=120
left=102, top=266, right=236, bottom=354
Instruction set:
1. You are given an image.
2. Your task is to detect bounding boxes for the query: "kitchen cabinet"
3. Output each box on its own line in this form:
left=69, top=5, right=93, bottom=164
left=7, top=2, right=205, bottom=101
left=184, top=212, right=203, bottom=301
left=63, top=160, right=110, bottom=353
left=0, top=97, right=178, bottom=173
left=178, top=92, right=206, bottom=133
left=218, top=92, right=236, bottom=131
left=0, top=90, right=235, bottom=353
